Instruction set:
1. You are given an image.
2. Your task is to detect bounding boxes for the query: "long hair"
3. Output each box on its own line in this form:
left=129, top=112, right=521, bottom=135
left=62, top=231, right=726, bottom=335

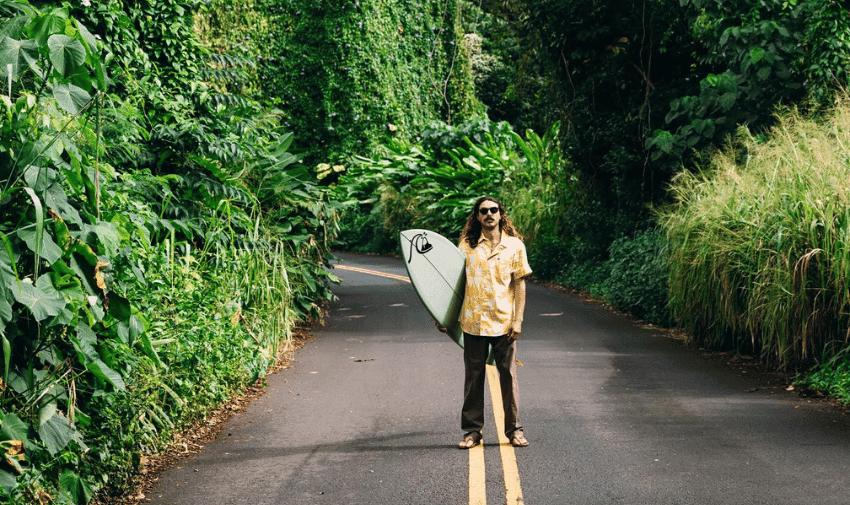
left=459, top=196, right=522, bottom=248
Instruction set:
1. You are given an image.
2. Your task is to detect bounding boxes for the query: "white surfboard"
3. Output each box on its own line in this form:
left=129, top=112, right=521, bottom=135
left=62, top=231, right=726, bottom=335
left=400, top=229, right=497, bottom=365
left=400, top=229, right=466, bottom=349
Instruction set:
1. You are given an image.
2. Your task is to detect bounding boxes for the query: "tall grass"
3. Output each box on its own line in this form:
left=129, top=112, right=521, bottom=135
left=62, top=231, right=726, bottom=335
left=661, top=102, right=850, bottom=368
left=218, top=239, right=296, bottom=359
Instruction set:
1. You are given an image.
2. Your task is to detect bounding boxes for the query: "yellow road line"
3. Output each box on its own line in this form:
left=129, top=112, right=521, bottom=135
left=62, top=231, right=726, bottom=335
left=334, top=264, right=411, bottom=283
left=488, top=365, right=525, bottom=505
left=335, top=263, right=525, bottom=504
left=469, top=441, right=487, bottom=505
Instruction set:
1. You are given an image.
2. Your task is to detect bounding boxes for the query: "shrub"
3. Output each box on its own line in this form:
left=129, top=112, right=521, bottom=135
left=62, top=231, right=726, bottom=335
left=526, top=233, right=572, bottom=281
left=796, top=345, right=850, bottom=404
left=603, top=229, right=670, bottom=326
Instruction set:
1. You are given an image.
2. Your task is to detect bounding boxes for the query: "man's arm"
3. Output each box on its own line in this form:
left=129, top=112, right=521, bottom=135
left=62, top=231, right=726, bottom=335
left=507, top=276, right=527, bottom=342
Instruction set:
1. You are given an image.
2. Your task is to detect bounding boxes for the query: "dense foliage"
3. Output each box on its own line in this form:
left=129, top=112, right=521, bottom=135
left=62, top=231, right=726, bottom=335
left=3, top=0, right=850, bottom=502
left=256, top=0, right=482, bottom=164
left=0, top=1, right=338, bottom=502
left=662, top=102, right=850, bottom=369
left=471, top=0, right=847, bottom=279
left=334, top=0, right=850, bottom=380
left=332, top=118, right=572, bottom=253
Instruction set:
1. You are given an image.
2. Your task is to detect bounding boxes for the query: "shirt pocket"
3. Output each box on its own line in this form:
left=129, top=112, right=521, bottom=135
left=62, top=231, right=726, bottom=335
left=493, top=254, right=513, bottom=284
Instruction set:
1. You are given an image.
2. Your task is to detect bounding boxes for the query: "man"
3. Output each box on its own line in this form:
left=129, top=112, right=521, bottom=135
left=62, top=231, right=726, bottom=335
left=445, top=196, right=532, bottom=449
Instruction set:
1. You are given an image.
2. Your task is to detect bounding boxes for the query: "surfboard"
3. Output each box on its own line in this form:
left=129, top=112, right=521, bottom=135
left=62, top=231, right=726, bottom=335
left=400, top=229, right=466, bottom=349
left=400, top=229, right=496, bottom=365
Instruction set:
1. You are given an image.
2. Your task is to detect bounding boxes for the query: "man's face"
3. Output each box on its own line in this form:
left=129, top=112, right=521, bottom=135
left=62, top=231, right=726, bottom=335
left=477, top=200, right=501, bottom=231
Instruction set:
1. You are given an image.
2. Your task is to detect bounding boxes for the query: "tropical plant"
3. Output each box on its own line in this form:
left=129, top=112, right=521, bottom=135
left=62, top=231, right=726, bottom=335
left=0, top=3, right=139, bottom=501
left=332, top=118, right=571, bottom=254
left=0, top=1, right=341, bottom=502
left=256, top=0, right=483, bottom=164
left=661, top=101, right=850, bottom=369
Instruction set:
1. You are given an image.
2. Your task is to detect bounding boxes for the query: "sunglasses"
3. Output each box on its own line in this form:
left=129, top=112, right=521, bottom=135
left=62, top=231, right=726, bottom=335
left=478, top=206, right=500, bottom=215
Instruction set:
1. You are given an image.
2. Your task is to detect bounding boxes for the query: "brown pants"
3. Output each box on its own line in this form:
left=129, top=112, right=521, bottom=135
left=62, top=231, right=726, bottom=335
left=461, top=333, right=521, bottom=436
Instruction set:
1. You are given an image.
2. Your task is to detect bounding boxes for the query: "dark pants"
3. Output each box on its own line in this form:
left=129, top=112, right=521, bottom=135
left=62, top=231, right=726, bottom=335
left=461, top=332, right=521, bottom=436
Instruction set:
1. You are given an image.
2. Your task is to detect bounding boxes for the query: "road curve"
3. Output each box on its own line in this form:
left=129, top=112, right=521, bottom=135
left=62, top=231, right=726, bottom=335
left=145, top=252, right=850, bottom=505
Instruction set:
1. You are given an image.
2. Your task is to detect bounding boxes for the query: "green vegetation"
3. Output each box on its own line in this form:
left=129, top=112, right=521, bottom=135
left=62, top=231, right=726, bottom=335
left=662, top=102, right=850, bottom=371
left=3, top=0, right=850, bottom=502
left=797, top=345, right=850, bottom=403
left=0, top=1, right=338, bottom=502
left=331, top=118, right=571, bottom=253
left=258, top=0, right=482, bottom=164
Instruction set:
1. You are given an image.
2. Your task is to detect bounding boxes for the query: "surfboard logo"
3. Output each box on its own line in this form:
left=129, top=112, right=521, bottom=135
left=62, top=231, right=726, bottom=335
left=407, top=232, right=433, bottom=263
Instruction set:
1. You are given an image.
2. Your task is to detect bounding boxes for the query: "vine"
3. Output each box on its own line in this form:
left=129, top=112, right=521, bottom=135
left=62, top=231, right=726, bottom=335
left=256, top=0, right=482, bottom=164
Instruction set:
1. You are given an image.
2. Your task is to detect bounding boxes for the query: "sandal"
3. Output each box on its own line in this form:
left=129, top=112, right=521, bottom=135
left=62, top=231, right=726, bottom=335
left=458, top=432, right=482, bottom=449
left=510, top=431, right=529, bottom=447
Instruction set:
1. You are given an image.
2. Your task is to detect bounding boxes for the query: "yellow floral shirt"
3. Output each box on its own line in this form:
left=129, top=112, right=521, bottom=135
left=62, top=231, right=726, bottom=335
left=458, top=234, right=532, bottom=336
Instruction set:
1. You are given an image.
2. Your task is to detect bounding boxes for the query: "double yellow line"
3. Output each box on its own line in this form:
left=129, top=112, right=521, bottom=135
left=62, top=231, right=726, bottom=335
left=335, top=264, right=525, bottom=504
left=470, top=365, right=524, bottom=505
left=334, top=264, right=412, bottom=283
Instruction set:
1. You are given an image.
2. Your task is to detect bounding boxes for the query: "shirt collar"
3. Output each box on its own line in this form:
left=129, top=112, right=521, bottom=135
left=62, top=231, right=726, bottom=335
left=477, top=234, right=506, bottom=252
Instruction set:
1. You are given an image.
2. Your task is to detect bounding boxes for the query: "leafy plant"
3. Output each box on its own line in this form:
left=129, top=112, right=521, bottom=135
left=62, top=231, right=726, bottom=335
left=603, top=229, right=670, bottom=326
left=0, top=3, right=141, bottom=501
left=800, top=0, right=850, bottom=107
left=0, top=1, right=342, bottom=502
left=256, top=0, right=482, bottom=164
left=796, top=344, right=850, bottom=404
left=661, top=100, right=850, bottom=369
left=333, top=117, right=572, bottom=263
left=646, top=0, right=809, bottom=163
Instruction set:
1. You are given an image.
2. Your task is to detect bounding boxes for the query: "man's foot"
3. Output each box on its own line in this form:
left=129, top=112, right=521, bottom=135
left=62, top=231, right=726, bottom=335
left=458, top=432, right=483, bottom=449
left=510, top=431, right=529, bottom=447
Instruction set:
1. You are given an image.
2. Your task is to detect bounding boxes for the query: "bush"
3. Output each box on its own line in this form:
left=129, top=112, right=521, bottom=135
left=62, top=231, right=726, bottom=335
left=526, top=233, right=572, bottom=281
left=796, top=346, right=850, bottom=404
left=334, top=204, right=398, bottom=254
left=555, top=258, right=610, bottom=300
left=603, top=229, right=670, bottom=326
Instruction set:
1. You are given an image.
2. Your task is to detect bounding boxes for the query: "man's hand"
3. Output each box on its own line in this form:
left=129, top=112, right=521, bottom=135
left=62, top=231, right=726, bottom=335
left=507, top=320, right=522, bottom=343
left=436, top=322, right=448, bottom=333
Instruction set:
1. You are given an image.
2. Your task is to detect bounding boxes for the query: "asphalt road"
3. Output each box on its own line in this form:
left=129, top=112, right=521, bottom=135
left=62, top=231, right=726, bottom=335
left=146, top=252, right=850, bottom=505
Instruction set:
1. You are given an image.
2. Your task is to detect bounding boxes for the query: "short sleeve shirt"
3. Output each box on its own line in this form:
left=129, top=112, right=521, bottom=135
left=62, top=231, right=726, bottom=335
left=458, top=234, right=533, bottom=336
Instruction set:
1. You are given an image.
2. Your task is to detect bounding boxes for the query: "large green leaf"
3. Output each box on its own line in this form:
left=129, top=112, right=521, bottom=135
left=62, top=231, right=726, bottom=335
left=37, top=272, right=75, bottom=327
left=0, top=36, right=40, bottom=81
left=59, top=469, right=92, bottom=505
left=38, top=401, right=57, bottom=428
left=73, top=19, right=98, bottom=57
left=0, top=14, right=30, bottom=40
left=18, top=226, right=62, bottom=265
left=0, top=232, right=17, bottom=326
left=23, top=165, right=60, bottom=194
left=10, top=280, right=66, bottom=322
left=27, top=7, right=68, bottom=46
left=80, top=222, right=120, bottom=257
left=86, top=359, right=125, bottom=391
left=48, top=34, right=85, bottom=77
left=107, top=293, right=131, bottom=320
left=0, top=469, right=16, bottom=493
left=38, top=411, right=79, bottom=456
left=0, top=412, right=29, bottom=441
left=72, top=323, right=97, bottom=361
left=53, top=82, right=91, bottom=115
